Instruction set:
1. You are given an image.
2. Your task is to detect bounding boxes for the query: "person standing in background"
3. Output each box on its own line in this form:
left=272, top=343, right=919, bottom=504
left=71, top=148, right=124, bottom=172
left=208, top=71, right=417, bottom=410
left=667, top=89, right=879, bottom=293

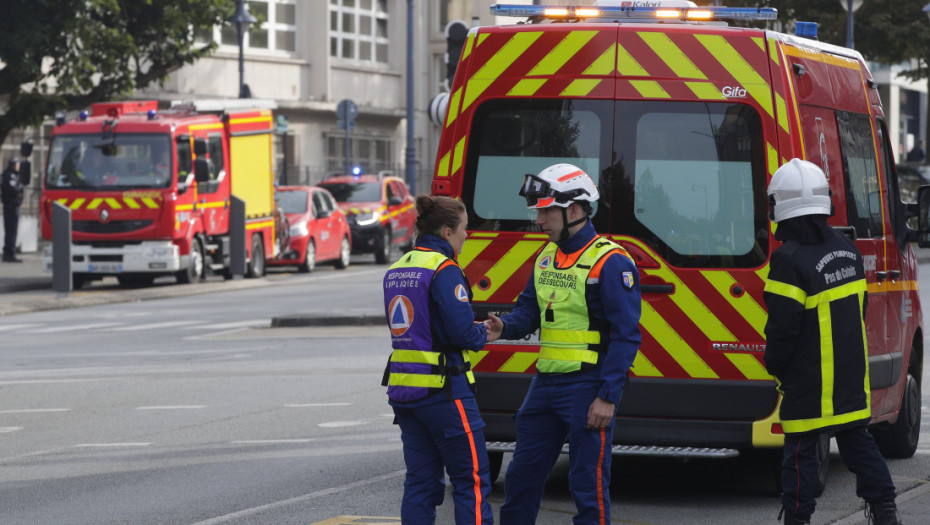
left=1, top=157, right=24, bottom=263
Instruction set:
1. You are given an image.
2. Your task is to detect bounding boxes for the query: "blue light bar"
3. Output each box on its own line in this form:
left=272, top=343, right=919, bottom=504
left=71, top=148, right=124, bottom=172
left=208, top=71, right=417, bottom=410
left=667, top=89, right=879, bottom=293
left=490, top=4, right=778, bottom=22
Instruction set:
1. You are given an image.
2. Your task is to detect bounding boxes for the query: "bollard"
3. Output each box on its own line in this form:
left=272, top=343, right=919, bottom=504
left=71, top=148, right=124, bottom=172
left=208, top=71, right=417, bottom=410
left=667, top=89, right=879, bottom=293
left=230, top=195, right=246, bottom=279
left=51, top=202, right=72, bottom=294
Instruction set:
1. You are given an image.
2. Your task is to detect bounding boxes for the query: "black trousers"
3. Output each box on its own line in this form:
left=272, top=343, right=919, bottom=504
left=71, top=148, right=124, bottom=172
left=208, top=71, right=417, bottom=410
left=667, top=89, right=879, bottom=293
left=781, top=424, right=896, bottom=519
left=2, top=203, right=17, bottom=258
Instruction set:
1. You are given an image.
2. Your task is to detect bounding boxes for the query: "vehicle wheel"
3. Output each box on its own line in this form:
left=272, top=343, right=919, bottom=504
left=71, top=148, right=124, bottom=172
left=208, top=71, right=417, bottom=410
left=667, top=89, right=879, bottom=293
left=298, top=240, right=316, bottom=273
left=334, top=236, right=350, bottom=270
left=375, top=229, right=392, bottom=264
left=488, top=451, right=503, bottom=485
left=247, top=234, right=265, bottom=278
left=872, top=369, right=921, bottom=459
left=177, top=237, right=204, bottom=284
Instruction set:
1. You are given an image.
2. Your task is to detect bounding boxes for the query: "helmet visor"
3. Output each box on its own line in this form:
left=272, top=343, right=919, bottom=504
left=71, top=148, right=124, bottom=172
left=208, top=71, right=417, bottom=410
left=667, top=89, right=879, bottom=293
left=519, top=173, right=588, bottom=207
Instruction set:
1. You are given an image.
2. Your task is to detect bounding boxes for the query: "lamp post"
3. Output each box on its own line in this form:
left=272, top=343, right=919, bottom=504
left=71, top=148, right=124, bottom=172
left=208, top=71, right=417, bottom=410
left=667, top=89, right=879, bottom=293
left=839, top=0, right=864, bottom=49
left=230, top=0, right=257, bottom=98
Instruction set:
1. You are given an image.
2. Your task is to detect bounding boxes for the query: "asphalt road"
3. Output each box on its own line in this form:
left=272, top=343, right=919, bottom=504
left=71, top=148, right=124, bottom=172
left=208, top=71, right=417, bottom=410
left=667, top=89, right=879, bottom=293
left=0, top=258, right=927, bottom=524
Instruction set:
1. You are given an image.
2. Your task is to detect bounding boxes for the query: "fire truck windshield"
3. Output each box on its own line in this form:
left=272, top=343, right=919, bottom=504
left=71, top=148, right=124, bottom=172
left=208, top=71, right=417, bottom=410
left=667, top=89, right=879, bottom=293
left=45, top=133, right=173, bottom=190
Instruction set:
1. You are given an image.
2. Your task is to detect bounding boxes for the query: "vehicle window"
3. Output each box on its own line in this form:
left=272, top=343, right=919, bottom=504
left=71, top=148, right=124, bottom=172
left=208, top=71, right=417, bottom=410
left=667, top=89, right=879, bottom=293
left=319, top=181, right=382, bottom=202
left=275, top=189, right=309, bottom=214
left=463, top=98, right=605, bottom=231
left=322, top=191, right=338, bottom=212
left=837, top=111, right=882, bottom=238
left=208, top=134, right=225, bottom=178
left=45, top=133, right=173, bottom=189
left=385, top=182, right=396, bottom=203
left=312, top=191, right=328, bottom=218
left=462, top=99, right=768, bottom=268
left=619, top=102, right=767, bottom=268
left=176, top=138, right=192, bottom=186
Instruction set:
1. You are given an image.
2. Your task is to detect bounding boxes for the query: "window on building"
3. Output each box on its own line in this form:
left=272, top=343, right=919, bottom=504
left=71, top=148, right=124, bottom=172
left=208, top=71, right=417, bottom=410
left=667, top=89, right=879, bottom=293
left=325, top=134, right=394, bottom=174
left=197, top=0, right=296, bottom=54
left=330, top=0, right=390, bottom=64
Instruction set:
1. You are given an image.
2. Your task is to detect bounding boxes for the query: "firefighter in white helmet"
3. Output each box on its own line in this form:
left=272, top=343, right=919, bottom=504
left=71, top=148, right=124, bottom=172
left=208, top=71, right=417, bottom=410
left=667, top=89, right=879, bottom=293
left=485, top=163, right=642, bottom=524
left=763, top=159, right=901, bottom=525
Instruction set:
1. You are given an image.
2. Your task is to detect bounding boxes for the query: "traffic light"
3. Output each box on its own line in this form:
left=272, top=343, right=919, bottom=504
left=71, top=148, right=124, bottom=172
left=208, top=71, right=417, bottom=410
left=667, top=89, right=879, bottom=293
left=445, top=21, right=469, bottom=91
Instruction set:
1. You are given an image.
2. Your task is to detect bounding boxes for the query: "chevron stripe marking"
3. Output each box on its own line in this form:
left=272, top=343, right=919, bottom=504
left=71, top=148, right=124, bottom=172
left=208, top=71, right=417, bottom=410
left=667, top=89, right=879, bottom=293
left=630, top=80, right=671, bottom=98
left=725, top=353, right=771, bottom=380
left=639, top=32, right=706, bottom=80
left=87, top=198, right=103, bottom=210
left=630, top=351, right=662, bottom=378
left=509, top=78, right=547, bottom=97
left=616, top=43, right=649, bottom=76
left=498, top=352, right=538, bottom=373
left=462, top=32, right=543, bottom=111
left=562, top=79, right=602, bottom=97
left=451, top=137, right=467, bottom=177
left=446, top=87, right=463, bottom=128
left=123, top=197, right=140, bottom=209
left=142, top=198, right=159, bottom=209
left=529, top=31, right=598, bottom=77
left=583, top=44, right=617, bottom=76
left=700, top=270, right=767, bottom=338
left=685, top=81, right=725, bottom=100
left=695, top=34, right=773, bottom=119
left=640, top=301, right=718, bottom=379
left=472, top=240, right=546, bottom=302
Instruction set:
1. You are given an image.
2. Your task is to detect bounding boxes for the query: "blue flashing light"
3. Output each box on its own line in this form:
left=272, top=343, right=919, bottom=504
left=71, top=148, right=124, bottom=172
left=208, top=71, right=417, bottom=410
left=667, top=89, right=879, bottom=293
left=795, top=21, right=818, bottom=40
left=147, top=109, right=157, bottom=120
left=490, top=4, right=778, bottom=22
left=79, top=110, right=89, bottom=121
left=352, top=166, right=362, bottom=176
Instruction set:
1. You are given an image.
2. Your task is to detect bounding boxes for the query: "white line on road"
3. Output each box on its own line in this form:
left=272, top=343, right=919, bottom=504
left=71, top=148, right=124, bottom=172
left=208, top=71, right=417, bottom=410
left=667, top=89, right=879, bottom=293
left=230, top=439, right=315, bottom=444
left=73, top=443, right=151, bottom=448
left=182, top=320, right=271, bottom=330
left=189, top=469, right=406, bottom=525
left=0, top=408, right=70, bottom=414
left=135, top=405, right=206, bottom=410
left=108, top=321, right=203, bottom=331
left=24, top=322, right=124, bottom=334
left=0, top=323, right=40, bottom=331
left=285, top=403, right=353, bottom=408
left=0, top=427, right=23, bottom=433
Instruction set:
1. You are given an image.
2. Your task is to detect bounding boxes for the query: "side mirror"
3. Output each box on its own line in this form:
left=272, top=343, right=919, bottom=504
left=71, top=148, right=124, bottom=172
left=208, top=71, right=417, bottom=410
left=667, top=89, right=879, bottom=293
left=917, top=185, right=930, bottom=248
left=388, top=196, right=403, bottom=206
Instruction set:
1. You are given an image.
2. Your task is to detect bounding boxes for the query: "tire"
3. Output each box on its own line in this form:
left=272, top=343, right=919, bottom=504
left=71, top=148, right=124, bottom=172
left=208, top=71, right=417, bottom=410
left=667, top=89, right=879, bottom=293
left=488, top=451, right=503, bottom=485
left=872, top=370, right=921, bottom=459
left=298, top=240, right=315, bottom=273
left=375, top=229, right=392, bottom=264
left=177, top=237, right=204, bottom=284
left=247, top=234, right=265, bottom=278
left=334, top=236, right=350, bottom=270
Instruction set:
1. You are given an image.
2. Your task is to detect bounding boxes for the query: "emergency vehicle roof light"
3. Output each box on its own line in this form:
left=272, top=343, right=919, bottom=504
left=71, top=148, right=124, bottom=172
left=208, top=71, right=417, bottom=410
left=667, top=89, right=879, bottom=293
left=147, top=109, right=157, bottom=120
left=490, top=4, right=777, bottom=22
left=79, top=111, right=89, bottom=121
left=795, top=21, right=818, bottom=39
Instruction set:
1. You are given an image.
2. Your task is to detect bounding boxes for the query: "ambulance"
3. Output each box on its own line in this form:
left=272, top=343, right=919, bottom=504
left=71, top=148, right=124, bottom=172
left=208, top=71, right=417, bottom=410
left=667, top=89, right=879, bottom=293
left=431, top=1, right=924, bottom=488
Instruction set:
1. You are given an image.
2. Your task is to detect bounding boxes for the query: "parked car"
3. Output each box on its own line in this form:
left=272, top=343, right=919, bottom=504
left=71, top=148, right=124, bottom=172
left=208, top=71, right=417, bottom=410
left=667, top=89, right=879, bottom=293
left=896, top=163, right=930, bottom=204
left=318, top=172, right=416, bottom=264
left=269, top=185, right=351, bottom=272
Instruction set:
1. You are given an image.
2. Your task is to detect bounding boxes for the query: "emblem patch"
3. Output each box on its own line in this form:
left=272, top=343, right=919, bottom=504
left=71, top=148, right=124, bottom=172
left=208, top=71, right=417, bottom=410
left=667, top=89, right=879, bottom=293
left=388, top=295, right=414, bottom=336
left=454, top=284, right=469, bottom=302
left=622, top=271, right=634, bottom=290
left=538, top=255, right=551, bottom=270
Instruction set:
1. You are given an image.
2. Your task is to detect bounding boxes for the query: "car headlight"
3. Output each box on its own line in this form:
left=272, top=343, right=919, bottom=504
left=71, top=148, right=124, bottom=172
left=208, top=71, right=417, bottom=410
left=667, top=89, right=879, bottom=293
left=354, top=211, right=381, bottom=226
left=289, top=221, right=309, bottom=237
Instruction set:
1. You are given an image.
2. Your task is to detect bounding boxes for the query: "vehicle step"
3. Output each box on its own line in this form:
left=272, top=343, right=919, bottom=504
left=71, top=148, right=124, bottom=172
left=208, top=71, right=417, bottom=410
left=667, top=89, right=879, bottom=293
left=486, top=441, right=739, bottom=458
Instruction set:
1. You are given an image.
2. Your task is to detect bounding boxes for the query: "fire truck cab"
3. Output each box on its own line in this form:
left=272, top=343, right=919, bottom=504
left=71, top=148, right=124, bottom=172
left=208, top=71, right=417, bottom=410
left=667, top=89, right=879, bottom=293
left=432, top=1, right=924, bottom=487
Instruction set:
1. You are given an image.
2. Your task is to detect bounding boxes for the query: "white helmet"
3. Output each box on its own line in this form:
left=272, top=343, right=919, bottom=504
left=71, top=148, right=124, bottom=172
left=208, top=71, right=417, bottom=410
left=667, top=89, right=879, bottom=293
left=767, top=158, right=831, bottom=222
left=519, top=163, right=600, bottom=209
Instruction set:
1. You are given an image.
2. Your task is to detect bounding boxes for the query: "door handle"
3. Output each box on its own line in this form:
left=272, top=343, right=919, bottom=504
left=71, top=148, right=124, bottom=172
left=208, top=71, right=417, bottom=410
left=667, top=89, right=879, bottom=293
left=889, top=270, right=901, bottom=280
left=876, top=271, right=888, bottom=281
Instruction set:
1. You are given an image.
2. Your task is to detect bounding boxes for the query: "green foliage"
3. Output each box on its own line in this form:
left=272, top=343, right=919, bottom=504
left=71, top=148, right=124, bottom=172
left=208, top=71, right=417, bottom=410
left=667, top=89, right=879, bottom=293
left=0, top=0, right=236, bottom=146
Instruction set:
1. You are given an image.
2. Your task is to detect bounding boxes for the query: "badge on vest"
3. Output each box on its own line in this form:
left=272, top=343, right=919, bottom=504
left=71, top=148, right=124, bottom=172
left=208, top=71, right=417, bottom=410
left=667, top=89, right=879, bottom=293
left=454, top=283, right=469, bottom=302
left=622, top=271, right=635, bottom=290
left=538, top=255, right=551, bottom=269
left=389, top=295, right=414, bottom=336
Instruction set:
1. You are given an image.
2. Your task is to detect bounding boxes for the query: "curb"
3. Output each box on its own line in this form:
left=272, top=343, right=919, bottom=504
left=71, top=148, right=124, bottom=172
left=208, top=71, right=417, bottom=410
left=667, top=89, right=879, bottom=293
left=270, top=314, right=385, bottom=328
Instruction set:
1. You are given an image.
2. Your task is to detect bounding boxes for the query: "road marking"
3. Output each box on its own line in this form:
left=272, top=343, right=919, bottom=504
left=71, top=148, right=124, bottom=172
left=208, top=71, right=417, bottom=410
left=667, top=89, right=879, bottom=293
left=286, top=403, right=353, bottom=408
left=74, top=443, right=151, bottom=448
left=0, top=378, right=107, bottom=386
left=0, top=323, right=40, bottom=331
left=0, top=408, right=70, bottom=414
left=24, top=322, right=123, bottom=334
left=0, top=427, right=23, bottom=433
left=108, top=320, right=202, bottom=331
left=318, top=420, right=369, bottom=428
left=188, top=469, right=405, bottom=525
left=182, top=320, right=271, bottom=330
left=136, top=405, right=206, bottom=410
left=310, top=517, right=401, bottom=525
left=230, top=439, right=315, bottom=444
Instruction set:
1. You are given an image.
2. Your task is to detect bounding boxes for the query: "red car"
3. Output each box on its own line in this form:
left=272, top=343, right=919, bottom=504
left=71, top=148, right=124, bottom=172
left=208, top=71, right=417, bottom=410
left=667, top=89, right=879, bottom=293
left=318, top=173, right=416, bottom=264
left=269, top=186, right=351, bottom=272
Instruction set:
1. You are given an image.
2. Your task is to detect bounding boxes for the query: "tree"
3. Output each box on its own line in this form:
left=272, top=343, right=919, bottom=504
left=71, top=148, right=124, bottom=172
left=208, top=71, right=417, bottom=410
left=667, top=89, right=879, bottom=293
left=726, top=0, right=930, bottom=162
left=0, top=0, right=236, bottom=148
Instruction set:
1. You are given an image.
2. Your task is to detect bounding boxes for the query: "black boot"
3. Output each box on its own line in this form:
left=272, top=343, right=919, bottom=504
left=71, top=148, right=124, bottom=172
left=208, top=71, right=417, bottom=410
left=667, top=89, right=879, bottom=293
left=778, top=507, right=810, bottom=525
left=866, top=500, right=903, bottom=525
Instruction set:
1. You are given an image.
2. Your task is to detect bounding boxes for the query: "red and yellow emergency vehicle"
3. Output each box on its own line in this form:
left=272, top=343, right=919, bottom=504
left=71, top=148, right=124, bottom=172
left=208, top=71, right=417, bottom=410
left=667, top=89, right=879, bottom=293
left=432, top=1, right=924, bottom=487
left=41, top=99, right=278, bottom=288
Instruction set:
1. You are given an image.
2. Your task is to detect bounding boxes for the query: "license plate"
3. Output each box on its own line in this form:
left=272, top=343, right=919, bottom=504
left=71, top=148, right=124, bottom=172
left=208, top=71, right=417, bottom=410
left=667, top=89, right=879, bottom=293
left=88, top=263, right=122, bottom=273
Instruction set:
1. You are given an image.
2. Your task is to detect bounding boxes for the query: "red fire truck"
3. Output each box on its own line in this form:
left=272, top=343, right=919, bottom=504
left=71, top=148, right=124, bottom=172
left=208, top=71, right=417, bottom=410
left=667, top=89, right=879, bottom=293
left=41, top=100, right=278, bottom=288
left=433, top=1, right=924, bottom=490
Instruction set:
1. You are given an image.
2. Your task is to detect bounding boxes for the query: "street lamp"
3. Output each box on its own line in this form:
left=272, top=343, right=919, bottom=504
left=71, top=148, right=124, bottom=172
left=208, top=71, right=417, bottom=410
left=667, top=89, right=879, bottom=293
left=230, top=0, right=257, bottom=98
left=839, top=0, right=864, bottom=50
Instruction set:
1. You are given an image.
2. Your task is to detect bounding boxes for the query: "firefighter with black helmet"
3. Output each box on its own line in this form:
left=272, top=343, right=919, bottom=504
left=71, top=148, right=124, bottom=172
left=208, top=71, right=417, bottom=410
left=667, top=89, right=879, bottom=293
left=764, top=158, right=902, bottom=525
left=485, top=163, right=642, bottom=524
